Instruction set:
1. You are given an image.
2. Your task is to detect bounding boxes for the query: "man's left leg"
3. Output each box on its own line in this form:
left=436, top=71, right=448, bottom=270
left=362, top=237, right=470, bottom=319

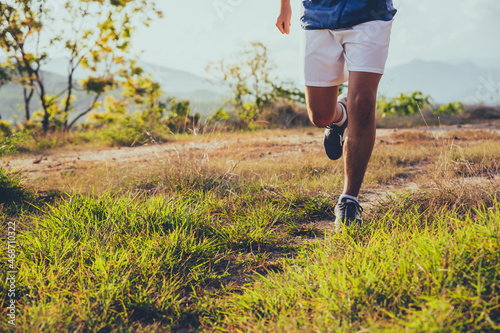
left=333, top=71, right=381, bottom=230
left=332, top=18, right=393, bottom=229
left=342, top=71, right=382, bottom=198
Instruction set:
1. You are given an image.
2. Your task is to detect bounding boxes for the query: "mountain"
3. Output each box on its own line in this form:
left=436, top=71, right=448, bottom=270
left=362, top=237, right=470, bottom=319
left=137, top=62, right=228, bottom=96
left=42, top=57, right=229, bottom=96
left=0, top=71, right=99, bottom=122
left=447, top=57, right=500, bottom=72
left=380, top=59, right=500, bottom=105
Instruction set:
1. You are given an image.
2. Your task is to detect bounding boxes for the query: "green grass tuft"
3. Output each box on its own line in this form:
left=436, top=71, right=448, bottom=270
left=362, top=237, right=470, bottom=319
left=202, top=202, right=500, bottom=332
left=0, top=168, right=38, bottom=215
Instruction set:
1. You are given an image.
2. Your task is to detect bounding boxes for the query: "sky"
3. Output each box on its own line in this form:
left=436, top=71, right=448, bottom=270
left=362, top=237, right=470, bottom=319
left=131, top=0, right=500, bottom=80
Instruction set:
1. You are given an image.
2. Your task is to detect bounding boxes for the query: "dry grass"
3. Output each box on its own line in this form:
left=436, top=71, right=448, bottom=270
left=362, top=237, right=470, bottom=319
left=5, top=127, right=499, bottom=203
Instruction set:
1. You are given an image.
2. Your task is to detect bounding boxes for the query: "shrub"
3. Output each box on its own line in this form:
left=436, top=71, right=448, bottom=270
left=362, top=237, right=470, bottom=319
left=378, top=91, right=431, bottom=117
left=0, top=131, right=31, bottom=156
left=463, top=105, right=500, bottom=120
left=0, top=120, right=13, bottom=138
left=434, top=102, right=463, bottom=116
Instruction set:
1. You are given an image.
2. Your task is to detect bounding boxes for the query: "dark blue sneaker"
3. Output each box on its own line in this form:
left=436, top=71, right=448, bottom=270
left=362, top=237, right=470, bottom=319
left=324, top=97, right=348, bottom=160
left=334, top=197, right=363, bottom=232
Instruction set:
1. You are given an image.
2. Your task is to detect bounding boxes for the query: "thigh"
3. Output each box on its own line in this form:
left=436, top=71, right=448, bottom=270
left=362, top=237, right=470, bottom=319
left=343, top=20, right=393, bottom=75
left=302, top=29, right=348, bottom=87
left=305, top=85, right=340, bottom=118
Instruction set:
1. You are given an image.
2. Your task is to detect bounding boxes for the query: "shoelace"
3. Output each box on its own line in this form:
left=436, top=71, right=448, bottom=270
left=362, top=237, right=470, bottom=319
left=337, top=200, right=364, bottom=217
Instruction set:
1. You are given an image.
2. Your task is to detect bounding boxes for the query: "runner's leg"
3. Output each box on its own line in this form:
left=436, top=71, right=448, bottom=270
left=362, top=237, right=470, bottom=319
left=342, top=71, right=381, bottom=197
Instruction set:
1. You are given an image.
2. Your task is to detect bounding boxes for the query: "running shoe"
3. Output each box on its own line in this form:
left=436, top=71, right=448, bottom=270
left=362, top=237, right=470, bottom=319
left=334, top=197, right=363, bottom=232
left=324, top=97, right=348, bottom=160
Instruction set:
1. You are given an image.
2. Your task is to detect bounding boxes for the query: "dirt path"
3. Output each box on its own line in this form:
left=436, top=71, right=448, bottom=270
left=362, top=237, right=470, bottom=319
left=5, top=124, right=499, bottom=179
left=3, top=129, right=379, bottom=178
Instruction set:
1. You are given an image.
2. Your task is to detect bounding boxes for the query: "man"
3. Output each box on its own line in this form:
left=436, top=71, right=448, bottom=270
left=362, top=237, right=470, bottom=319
left=276, top=0, right=396, bottom=231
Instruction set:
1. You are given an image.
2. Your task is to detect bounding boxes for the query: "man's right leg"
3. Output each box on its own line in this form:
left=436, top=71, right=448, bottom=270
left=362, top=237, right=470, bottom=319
left=305, top=86, right=344, bottom=128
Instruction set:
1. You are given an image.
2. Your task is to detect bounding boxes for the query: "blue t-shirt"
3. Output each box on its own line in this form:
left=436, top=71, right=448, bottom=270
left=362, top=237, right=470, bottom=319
left=301, top=0, right=397, bottom=30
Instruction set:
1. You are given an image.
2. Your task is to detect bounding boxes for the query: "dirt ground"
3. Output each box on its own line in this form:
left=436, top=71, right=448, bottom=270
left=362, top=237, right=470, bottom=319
left=4, top=123, right=499, bottom=180
left=3, top=123, right=500, bottom=237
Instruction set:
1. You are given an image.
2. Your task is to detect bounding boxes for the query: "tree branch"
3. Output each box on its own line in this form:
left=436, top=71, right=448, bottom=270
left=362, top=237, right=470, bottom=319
left=67, top=93, right=101, bottom=130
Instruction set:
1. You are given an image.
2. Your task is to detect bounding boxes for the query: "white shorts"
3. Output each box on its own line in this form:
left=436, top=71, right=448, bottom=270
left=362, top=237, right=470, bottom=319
left=301, top=19, right=394, bottom=87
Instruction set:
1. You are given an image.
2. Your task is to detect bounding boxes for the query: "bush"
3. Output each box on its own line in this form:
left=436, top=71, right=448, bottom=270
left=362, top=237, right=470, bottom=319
left=0, top=120, right=13, bottom=138
left=463, top=105, right=500, bottom=120
left=378, top=91, right=431, bottom=117
left=434, top=102, right=463, bottom=116
left=0, top=131, right=31, bottom=156
left=101, top=124, right=150, bottom=146
left=262, top=104, right=309, bottom=128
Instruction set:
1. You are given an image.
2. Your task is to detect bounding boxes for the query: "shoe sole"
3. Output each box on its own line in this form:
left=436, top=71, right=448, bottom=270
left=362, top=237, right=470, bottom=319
left=324, top=99, right=348, bottom=161
left=324, top=122, right=347, bottom=160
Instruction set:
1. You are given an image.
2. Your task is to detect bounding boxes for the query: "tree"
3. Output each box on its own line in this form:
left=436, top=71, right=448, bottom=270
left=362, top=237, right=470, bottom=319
left=271, top=82, right=305, bottom=104
left=0, top=65, right=11, bottom=89
left=120, top=61, right=166, bottom=127
left=0, top=1, right=39, bottom=122
left=0, top=0, right=162, bottom=132
left=207, top=42, right=278, bottom=122
left=0, top=65, right=12, bottom=119
left=378, top=91, right=431, bottom=117
left=167, top=99, right=200, bottom=133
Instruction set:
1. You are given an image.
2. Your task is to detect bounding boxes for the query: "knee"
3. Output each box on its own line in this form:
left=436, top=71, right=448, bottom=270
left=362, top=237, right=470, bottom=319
left=350, top=94, right=376, bottom=114
left=348, top=95, right=376, bottom=129
left=308, top=110, right=333, bottom=128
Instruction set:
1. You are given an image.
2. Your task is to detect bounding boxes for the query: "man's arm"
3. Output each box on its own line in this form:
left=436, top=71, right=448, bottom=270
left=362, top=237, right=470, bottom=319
left=276, top=0, right=292, bottom=34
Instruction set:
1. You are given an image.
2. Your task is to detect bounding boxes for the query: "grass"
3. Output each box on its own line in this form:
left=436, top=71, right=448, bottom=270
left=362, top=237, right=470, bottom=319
left=0, top=126, right=174, bottom=156
left=376, top=106, right=500, bottom=129
left=4, top=126, right=499, bottom=194
left=0, top=167, right=335, bottom=331
left=201, top=199, right=500, bottom=332
left=1, top=126, right=500, bottom=331
left=0, top=167, right=39, bottom=216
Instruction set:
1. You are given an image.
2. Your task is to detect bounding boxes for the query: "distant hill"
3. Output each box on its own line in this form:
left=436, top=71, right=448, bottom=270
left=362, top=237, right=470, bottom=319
left=42, top=57, right=229, bottom=97
left=448, top=57, right=500, bottom=72
left=0, top=71, right=102, bottom=123
left=380, top=59, right=500, bottom=105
